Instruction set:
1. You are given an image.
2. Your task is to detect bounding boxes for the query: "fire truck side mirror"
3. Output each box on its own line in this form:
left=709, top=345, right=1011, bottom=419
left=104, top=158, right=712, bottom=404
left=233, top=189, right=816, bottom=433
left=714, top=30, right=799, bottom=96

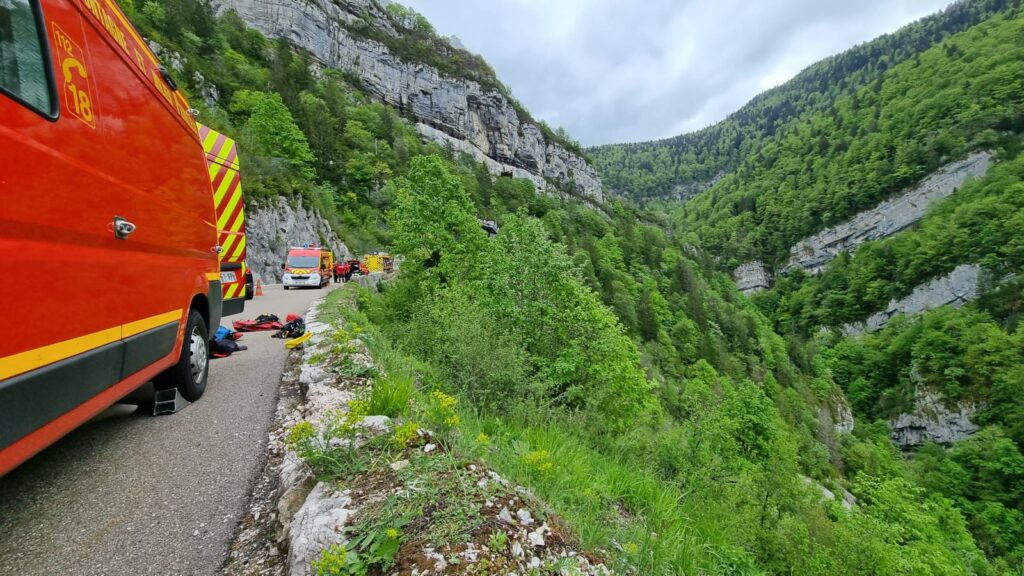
left=281, top=263, right=286, bottom=270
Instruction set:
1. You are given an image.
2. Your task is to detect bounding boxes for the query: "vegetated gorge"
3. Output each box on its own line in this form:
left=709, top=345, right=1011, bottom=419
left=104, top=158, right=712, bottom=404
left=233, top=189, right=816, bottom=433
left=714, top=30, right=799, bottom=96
left=133, top=0, right=1024, bottom=573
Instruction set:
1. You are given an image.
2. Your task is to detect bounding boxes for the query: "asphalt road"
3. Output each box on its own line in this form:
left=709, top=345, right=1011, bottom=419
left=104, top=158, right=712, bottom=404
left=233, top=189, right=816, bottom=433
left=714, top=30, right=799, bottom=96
left=0, top=283, right=335, bottom=576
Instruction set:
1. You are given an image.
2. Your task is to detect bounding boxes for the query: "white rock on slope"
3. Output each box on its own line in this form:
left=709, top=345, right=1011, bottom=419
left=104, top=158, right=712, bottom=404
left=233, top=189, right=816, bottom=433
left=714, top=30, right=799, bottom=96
left=733, top=261, right=772, bottom=295
left=288, top=483, right=354, bottom=576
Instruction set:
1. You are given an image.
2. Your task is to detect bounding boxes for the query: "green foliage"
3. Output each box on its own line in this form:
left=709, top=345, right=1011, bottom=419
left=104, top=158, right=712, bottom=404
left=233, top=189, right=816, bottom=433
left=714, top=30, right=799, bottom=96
left=675, top=9, right=1024, bottom=263
left=365, top=371, right=414, bottom=418
left=311, top=543, right=360, bottom=576
left=761, top=154, right=1024, bottom=334
left=130, top=1, right=1019, bottom=572
left=231, top=90, right=316, bottom=178
left=825, top=307, right=1023, bottom=419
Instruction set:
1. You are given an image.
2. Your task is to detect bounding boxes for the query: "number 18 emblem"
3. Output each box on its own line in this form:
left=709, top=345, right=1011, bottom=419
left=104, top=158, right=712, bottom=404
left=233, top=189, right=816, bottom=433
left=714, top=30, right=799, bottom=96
left=51, top=22, right=96, bottom=128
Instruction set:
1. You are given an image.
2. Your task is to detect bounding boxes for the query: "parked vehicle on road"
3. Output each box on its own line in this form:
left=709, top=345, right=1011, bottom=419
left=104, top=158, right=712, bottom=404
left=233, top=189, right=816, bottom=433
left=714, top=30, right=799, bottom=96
left=346, top=259, right=369, bottom=276
left=364, top=252, right=394, bottom=273
left=0, top=0, right=249, bottom=476
left=282, top=246, right=334, bottom=289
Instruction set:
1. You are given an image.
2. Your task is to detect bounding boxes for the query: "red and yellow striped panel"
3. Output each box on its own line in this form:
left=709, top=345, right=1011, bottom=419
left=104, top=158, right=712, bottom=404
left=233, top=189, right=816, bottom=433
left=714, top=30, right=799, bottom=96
left=198, top=124, right=247, bottom=299
left=224, top=261, right=247, bottom=299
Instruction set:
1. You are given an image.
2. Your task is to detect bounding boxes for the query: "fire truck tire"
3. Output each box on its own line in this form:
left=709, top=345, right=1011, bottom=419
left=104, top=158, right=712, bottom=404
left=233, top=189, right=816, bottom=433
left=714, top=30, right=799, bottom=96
left=154, top=310, right=209, bottom=402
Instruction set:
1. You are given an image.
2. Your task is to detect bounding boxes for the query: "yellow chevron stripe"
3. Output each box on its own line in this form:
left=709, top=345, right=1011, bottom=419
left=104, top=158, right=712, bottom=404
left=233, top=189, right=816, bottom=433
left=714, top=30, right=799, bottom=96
left=208, top=163, right=226, bottom=199
left=230, top=235, right=247, bottom=262
left=224, top=202, right=245, bottom=233
left=201, top=129, right=220, bottom=152
left=215, top=170, right=239, bottom=205
left=218, top=190, right=242, bottom=229
left=220, top=234, right=237, bottom=260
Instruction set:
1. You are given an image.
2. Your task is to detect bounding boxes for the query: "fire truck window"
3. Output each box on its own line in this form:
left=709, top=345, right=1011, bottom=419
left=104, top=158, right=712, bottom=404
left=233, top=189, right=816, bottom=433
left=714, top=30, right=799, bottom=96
left=0, top=0, right=51, bottom=113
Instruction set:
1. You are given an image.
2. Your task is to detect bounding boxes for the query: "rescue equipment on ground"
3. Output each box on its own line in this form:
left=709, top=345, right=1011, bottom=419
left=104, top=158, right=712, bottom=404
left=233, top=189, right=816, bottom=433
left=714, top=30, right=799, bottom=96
left=210, top=338, right=247, bottom=358
left=214, top=326, right=243, bottom=341
left=273, top=314, right=306, bottom=339
left=232, top=314, right=282, bottom=332
left=285, top=332, right=313, bottom=349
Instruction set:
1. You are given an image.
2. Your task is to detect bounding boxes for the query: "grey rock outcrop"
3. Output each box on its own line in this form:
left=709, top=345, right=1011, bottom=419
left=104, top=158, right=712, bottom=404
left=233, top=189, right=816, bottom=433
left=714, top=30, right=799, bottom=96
left=288, top=483, right=353, bottom=576
left=785, top=152, right=992, bottom=274
left=842, top=264, right=981, bottom=335
left=890, top=387, right=980, bottom=449
left=801, top=476, right=856, bottom=511
left=246, top=197, right=351, bottom=284
left=831, top=395, right=855, bottom=435
left=212, top=0, right=604, bottom=201
left=733, top=261, right=771, bottom=295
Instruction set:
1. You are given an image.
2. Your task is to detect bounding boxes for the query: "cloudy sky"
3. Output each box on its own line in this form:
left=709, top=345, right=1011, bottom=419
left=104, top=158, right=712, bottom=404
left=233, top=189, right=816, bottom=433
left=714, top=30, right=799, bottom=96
left=401, top=0, right=953, bottom=146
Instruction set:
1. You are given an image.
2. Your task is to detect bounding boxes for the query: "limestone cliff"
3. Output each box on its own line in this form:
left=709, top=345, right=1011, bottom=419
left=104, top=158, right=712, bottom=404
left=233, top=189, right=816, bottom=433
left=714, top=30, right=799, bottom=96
left=785, top=152, right=992, bottom=275
left=889, top=387, right=980, bottom=449
left=733, top=261, right=771, bottom=295
left=211, top=0, right=604, bottom=201
left=841, top=264, right=981, bottom=335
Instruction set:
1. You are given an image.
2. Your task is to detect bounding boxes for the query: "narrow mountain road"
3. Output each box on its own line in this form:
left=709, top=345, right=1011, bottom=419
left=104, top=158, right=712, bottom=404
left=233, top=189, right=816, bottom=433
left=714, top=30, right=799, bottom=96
left=0, top=283, right=336, bottom=576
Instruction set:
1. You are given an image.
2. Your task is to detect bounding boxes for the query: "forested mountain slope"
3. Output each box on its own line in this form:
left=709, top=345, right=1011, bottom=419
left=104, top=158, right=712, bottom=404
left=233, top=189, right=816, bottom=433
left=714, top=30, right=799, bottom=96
left=677, top=6, right=1024, bottom=264
left=589, top=0, right=1017, bottom=202
left=129, top=0, right=1018, bottom=573
left=590, top=2, right=1024, bottom=568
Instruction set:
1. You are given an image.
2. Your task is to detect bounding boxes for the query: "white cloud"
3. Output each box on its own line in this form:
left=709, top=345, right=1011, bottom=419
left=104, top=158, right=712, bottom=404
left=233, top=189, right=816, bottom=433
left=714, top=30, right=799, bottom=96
left=401, top=0, right=952, bottom=145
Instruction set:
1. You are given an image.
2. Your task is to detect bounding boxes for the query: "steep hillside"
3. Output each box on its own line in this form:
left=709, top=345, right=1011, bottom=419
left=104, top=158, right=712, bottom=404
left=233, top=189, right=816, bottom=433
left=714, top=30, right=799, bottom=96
left=674, top=7, right=1024, bottom=265
left=128, top=0, right=1016, bottom=573
left=602, top=3, right=1024, bottom=568
left=589, top=0, right=1016, bottom=202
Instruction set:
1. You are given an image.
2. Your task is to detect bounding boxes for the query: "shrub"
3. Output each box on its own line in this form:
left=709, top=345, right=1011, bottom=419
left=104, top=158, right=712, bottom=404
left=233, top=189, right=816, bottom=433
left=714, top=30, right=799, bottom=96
left=366, top=371, right=414, bottom=417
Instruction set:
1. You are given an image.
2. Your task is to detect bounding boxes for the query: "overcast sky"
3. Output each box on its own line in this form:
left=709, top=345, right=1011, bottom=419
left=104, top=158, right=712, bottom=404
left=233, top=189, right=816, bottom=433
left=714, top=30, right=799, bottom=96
left=401, top=0, right=953, bottom=146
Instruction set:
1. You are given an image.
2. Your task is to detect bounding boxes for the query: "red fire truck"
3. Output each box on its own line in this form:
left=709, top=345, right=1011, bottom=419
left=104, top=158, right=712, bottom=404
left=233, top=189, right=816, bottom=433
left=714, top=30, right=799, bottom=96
left=0, top=0, right=249, bottom=475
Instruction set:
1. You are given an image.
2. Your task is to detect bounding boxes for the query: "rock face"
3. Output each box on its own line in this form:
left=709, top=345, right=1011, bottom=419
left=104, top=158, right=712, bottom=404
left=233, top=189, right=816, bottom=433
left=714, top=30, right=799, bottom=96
left=733, top=261, right=771, bottom=295
left=212, top=0, right=604, bottom=201
left=890, top=387, right=980, bottom=449
left=288, top=483, right=353, bottom=576
left=842, top=264, right=981, bottom=335
left=785, top=152, right=992, bottom=274
left=246, top=197, right=351, bottom=284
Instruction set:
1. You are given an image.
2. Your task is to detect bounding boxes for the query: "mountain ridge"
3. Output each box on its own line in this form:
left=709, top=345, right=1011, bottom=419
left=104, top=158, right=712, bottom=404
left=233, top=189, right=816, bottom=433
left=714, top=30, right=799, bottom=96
left=589, top=0, right=1016, bottom=202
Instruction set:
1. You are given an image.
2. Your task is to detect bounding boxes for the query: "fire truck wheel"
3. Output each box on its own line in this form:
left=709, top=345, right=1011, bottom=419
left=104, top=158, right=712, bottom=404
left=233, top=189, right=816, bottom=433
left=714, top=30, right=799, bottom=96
left=154, top=310, right=209, bottom=402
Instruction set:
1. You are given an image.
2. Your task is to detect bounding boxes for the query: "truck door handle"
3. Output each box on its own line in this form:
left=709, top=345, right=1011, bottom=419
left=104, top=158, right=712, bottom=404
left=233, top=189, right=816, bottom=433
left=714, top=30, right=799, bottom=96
left=111, top=216, right=136, bottom=239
